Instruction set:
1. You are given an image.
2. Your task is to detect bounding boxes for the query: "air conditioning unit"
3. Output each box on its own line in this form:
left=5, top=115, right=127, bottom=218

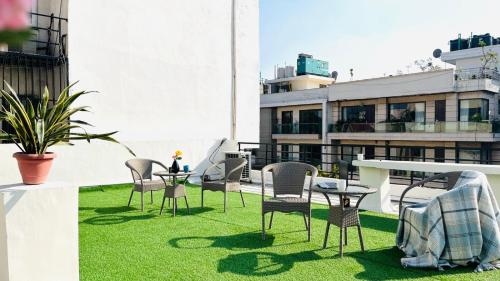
left=225, top=151, right=252, bottom=183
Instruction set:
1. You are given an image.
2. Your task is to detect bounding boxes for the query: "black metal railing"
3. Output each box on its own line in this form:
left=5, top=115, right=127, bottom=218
left=237, top=141, right=500, bottom=186
left=0, top=13, right=69, bottom=139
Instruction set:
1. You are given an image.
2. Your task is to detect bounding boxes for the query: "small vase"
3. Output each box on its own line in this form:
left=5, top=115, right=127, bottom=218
left=171, top=159, right=180, bottom=173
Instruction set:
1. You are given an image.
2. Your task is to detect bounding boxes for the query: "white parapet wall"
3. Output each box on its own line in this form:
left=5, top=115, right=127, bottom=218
left=0, top=183, right=79, bottom=281
left=0, top=0, right=259, bottom=186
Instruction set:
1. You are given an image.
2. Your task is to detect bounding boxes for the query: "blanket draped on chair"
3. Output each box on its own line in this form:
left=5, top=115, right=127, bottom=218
left=396, top=170, right=500, bottom=272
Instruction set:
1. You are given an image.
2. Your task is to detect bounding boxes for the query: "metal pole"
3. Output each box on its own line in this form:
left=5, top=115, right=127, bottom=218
left=230, top=0, right=237, bottom=140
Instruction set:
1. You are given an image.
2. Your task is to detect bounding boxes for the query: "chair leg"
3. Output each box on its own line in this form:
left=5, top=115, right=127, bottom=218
left=303, top=214, right=308, bottom=230
left=168, top=198, right=171, bottom=208
left=344, top=227, right=348, bottom=245
left=141, top=191, right=144, bottom=212
left=201, top=189, right=204, bottom=208
left=268, top=212, right=274, bottom=229
left=357, top=224, right=365, bottom=252
left=173, top=198, right=177, bottom=217
left=339, top=226, right=344, bottom=257
left=262, top=212, right=266, bottom=240
left=184, top=196, right=190, bottom=214
left=127, top=190, right=134, bottom=207
left=239, top=191, right=246, bottom=207
left=224, top=192, right=227, bottom=213
left=151, top=191, right=153, bottom=204
left=323, top=222, right=331, bottom=249
left=307, top=212, right=311, bottom=242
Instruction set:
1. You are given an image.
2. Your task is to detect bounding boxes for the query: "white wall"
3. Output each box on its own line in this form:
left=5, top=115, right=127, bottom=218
left=0, top=0, right=259, bottom=186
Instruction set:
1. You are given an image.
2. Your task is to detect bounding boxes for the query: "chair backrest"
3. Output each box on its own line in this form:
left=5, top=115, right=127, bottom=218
left=224, top=158, right=247, bottom=182
left=337, top=160, right=349, bottom=182
left=265, top=162, right=317, bottom=196
left=125, top=159, right=153, bottom=182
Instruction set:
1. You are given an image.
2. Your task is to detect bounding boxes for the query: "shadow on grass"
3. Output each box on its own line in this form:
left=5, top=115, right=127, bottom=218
left=351, top=247, right=476, bottom=280
left=169, top=232, right=275, bottom=250
left=218, top=250, right=323, bottom=276
left=310, top=208, right=398, bottom=233
left=82, top=214, right=155, bottom=225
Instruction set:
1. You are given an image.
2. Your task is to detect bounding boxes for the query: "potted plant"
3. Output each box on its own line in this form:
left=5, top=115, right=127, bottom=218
left=0, top=82, right=134, bottom=184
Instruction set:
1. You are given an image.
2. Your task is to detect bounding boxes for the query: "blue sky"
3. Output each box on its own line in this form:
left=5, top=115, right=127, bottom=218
left=260, top=0, right=500, bottom=81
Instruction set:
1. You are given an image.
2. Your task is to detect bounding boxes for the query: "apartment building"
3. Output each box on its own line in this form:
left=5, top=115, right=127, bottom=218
left=260, top=40, right=500, bottom=172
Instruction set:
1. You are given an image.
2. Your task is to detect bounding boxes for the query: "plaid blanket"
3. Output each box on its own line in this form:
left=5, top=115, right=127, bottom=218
left=396, top=170, right=500, bottom=272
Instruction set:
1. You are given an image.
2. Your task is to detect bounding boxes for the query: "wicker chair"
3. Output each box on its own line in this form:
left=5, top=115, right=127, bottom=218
left=125, top=159, right=169, bottom=211
left=261, top=162, right=318, bottom=241
left=399, top=171, right=461, bottom=216
left=201, top=158, right=247, bottom=212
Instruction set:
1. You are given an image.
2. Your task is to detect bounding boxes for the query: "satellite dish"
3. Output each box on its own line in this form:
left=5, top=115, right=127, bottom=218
left=433, top=48, right=442, bottom=58
left=331, top=71, right=338, bottom=80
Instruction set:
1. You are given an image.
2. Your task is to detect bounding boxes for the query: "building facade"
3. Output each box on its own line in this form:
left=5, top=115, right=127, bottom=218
left=260, top=44, right=500, bottom=174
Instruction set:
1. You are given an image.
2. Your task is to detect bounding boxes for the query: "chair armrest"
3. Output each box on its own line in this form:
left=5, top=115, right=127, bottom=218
left=261, top=164, right=275, bottom=200
left=399, top=173, right=449, bottom=216
left=151, top=160, right=169, bottom=171
left=202, top=160, right=225, bottom=183
left=128, top=167, right=144, bottom=186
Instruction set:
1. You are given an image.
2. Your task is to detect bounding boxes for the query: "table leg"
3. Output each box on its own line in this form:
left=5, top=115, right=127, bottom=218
left=159, top=176, right=169, bottom=215
left=184, top=196, right=190, bottom=214
left=357, top=224, right=365, bottom=252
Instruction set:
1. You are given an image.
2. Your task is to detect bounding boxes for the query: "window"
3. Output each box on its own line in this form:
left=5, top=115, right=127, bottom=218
left=435, top=100, right=446, bottom=122
left=459, top=99, right=489, bottom=121
left=299, top=109, right=322, bottom=134
left=342, top=105, right=375, bottom=123
left=434, top=148, right=445, bottom=162
left=280, top=144, right=291, bottom=162
left=281, top=111, right=293, bottom=133
left=458, top=149, right=481, bottom=164
left=388, top=102, right=425, bottom=123
left=299, top=144, right=322, bottom=166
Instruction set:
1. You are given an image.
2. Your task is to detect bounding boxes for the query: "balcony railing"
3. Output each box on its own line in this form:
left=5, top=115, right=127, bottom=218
left=455, top=67, right=500, bottom=81
left=273, top=123, right=322, bottom=134
left=328, top=121, right=500, bottom=133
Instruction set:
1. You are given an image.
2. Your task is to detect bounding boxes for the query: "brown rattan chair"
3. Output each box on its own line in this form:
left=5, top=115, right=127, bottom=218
left=261, top=162, right=318, bottom=241
left=399, top=171, right=461, bottom=216
left=201, top=158, right=247, bottom=212
left=125, top=159, right=169, bottom=211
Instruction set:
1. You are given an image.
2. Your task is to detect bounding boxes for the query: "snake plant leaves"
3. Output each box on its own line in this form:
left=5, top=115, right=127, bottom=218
left=0, top=81, right=135, bottom=156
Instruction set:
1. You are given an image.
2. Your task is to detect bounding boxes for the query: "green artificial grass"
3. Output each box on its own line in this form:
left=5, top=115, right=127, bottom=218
left=79, top=184, right=497, bottom=281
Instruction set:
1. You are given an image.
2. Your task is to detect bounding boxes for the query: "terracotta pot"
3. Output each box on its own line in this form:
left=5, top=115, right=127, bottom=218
left=13, top=152, right=57, bottom=185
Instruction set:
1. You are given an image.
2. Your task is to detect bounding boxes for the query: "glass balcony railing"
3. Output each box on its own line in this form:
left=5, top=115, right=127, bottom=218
left=455, top=67, right=500, bottom=81
left=328, top=121, right=500, bottom=133
left=273, top=123, right=322, bottom=134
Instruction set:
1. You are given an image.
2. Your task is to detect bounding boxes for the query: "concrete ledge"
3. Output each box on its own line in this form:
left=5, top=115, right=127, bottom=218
left=0, top=182, right=79, bottom=281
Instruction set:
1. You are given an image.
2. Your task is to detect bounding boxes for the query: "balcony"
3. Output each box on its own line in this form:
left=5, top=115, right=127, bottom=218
left=455, top=67, right=500, bottom=81
left=328, top=121, right=500, bottom=142
left=329, top=121, right=500, bottom=133
left=272, top=123, right=322, bottom=134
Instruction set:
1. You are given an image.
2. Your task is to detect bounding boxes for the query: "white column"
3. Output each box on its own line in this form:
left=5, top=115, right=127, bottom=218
left=358, top=166, right=395, bottom=213
left=0, top=183, right=79, bottom=281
